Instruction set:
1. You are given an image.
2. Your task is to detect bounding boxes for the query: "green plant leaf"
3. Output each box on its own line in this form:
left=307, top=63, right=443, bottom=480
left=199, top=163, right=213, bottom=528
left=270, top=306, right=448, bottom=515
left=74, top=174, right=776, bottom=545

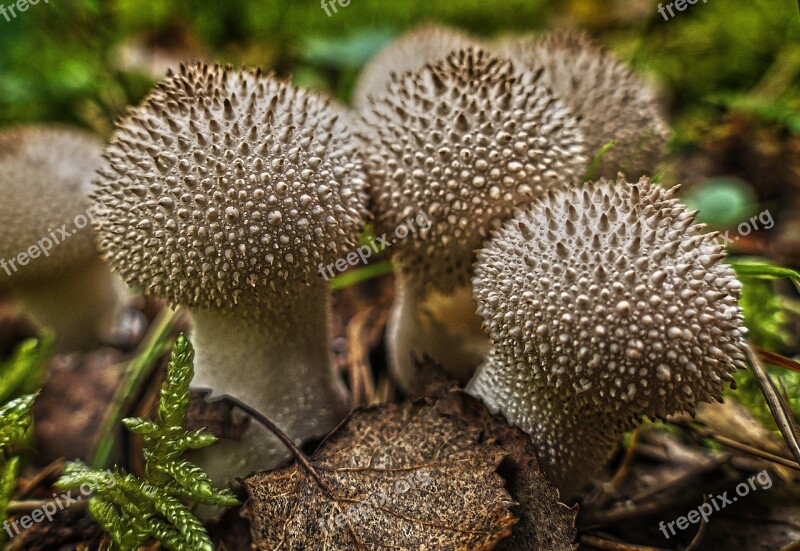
left=583, top=140, right=617, bottom=181
left=730, top=258, right=800, bottom=286
left=0, top=394, right=36, bottom=449
left=57, top=335, right=239, bottom=551
left=725, top=258, right=800, bottom=430
left=0, top=456, right=20, bottom=545
left=0, top=334, right=53, bottom=405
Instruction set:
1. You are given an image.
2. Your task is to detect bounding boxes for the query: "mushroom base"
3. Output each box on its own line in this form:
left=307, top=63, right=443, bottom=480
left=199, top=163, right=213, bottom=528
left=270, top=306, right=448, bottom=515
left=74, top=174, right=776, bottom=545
left=188, top=292, right=350, bottom=487
left=388, top=281, right=489, bottom=391
left=9, top=259, right=131, bottom=353
left=467, top=349, right=630, bottom=499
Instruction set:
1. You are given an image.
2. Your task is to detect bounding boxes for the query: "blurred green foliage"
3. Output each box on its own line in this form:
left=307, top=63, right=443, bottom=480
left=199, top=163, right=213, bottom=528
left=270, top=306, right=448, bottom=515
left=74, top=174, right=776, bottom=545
left=0, top=0, right=552, bottom=132
left=626, top=0, right=800, bottom=145
left=0, top=395, right=35, bottom=544
left=728, top=260, right=800, bottom=430
left=0, top=336, right=50, bottom=545
left=0, top=334, right=52, bottom=406
left=681, top=177, right=758, bottom=228
left=1, top=0, right=798, bottom=143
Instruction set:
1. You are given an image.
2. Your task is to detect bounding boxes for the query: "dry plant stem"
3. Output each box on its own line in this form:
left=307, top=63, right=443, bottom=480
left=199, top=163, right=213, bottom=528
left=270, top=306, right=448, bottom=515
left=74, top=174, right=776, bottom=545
left=755, top=346, right=800, bottom=374
left=685, top=498, right=708, bottom=551
left=374, top=376, right=394, bottom=405
left=680, top=422, right=800, bottom=470
left=13, top=457, right=65, bottom=500
left=582, top=456, right=729, bottom=525
left=626, top=456, right=729, bottom=505
left=579, top=534, right=673, bottom=551
left=90, top=307, right=182, bottom=468
left=609, top=428, right=640, bottom=488
left=589, top=429, right=641, bottom=510
left=188, top=288, right=349, bottom=487
left=218, top=394, right=337, bottom=498
left=346, top=307, right=377, bottom=407
left=7, top=498, right=87, bottom=514
left=745, top=342, right=800, bottom=467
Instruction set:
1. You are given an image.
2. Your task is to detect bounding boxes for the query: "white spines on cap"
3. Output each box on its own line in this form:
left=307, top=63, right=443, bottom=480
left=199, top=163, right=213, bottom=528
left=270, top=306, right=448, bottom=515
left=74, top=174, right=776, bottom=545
left=469, top=176, right=746, bottom=496
left=500, top=31, right=668, bottom=179
left=360, top=47, right=587, bottom=387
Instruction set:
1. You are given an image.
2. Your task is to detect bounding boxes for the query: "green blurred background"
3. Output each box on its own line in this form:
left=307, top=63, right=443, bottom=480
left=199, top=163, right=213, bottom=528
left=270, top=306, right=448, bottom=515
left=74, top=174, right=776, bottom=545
left=1, top=0, right=798, bottom=142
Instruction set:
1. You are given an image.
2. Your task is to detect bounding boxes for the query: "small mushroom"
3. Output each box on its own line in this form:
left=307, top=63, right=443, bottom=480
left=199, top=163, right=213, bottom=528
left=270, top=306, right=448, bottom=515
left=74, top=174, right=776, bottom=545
left=92, top=63, right=368, bottom=485
left=352, top=23, right=478, bottom=112
left=0, top=125, right=136, bottom=352
left=360, top=47, right=587, bottom=389
left=467, top=176, right=747, bottom=497
left=499, top=31, right=669, bottom=179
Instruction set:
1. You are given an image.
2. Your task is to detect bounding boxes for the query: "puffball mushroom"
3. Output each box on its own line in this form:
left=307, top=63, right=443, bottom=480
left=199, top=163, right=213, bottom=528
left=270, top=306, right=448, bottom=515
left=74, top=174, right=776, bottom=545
left=92, top=63, right=368, bottom=485
left=499, top=31, right=668, bottom=179
left=360, top=47, right=587, bottom=389
left=352, top=23, right=478, bottom=111
left=467, top=176, right=747, bottom=497
left=0, top=125, right=133, bottom=352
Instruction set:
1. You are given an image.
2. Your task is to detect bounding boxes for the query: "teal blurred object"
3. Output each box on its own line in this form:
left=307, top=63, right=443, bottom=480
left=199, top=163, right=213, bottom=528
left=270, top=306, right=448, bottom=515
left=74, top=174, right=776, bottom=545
left=301, top=29, right=397, bottom=70
left=681, top=176, right=759, bottom=227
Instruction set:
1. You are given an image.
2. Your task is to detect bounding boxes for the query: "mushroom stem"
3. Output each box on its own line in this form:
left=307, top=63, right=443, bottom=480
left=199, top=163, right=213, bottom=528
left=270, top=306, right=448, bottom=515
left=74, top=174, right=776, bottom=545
left=8, top=258, right=131, bottom=353
left=388, top=276, right=489, bottom=390
left=188, top=284, right=350, bottom=486
left=468, top=350, right=626, bottom=498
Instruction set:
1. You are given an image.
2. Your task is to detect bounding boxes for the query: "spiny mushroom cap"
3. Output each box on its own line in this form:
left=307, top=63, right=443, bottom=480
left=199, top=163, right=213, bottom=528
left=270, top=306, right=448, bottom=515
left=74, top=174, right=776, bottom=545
left=500, top=31, right=668, bottom=179
left=352, top=24, right=478, bottom=112
left=93, top=63, right=368, bottom=311
left=0, top=125, right=103, bottom=283
left=362, top=47, right=587, bottom=294
left=473, top=177, right=746, bottom=420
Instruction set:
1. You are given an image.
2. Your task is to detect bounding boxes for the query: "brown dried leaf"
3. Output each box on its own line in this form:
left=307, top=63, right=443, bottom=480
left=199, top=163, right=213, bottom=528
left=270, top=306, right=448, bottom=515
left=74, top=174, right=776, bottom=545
left=408, top=357, right=577, bottom=549
left=243, top=397, right=516, bottom=550
left=434, top=391, right=578, bottom=551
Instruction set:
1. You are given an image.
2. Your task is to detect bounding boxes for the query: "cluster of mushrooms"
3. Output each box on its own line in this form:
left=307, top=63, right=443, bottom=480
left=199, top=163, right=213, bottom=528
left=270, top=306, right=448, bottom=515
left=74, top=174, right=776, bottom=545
left=0, top=24, right=748, bottom=499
